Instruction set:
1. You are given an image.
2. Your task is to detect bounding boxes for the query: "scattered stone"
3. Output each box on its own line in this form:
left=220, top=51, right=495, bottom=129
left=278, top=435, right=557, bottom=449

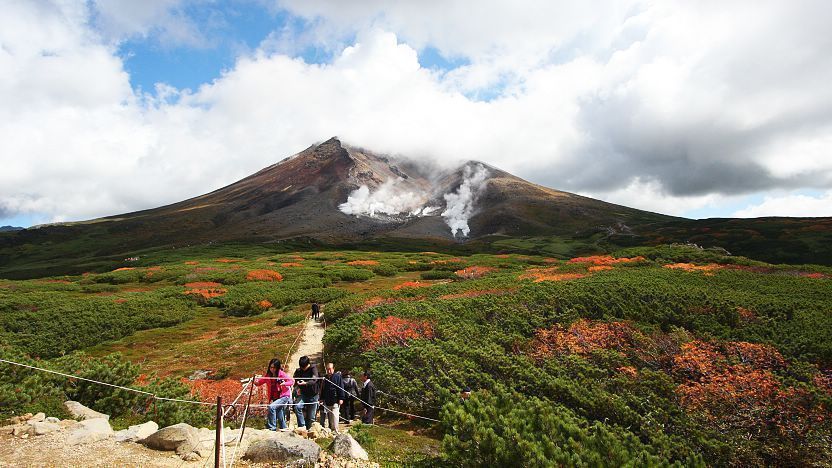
left=64, top=401, right=109, bottom=421
left=114, top=421, right=159, bottom=442
left=30, top=421, right=61, bottom=436
left=0, top=424, right=17, bottom=435
left=141, top=423, right=200, bottom=455
left=9, top=413, right=33, bottom=425
left=12, top=425, right=31, bottom=437
left=28, top=412, right=46, bottom=423
left=45, top=416, right=60, bottom=423
left=67, top=418, right=114, bottom=445
left=188, top=369, right=212, bottom=380
left=293, top=427, right=308, bottom=437
left=332, top=433, right=369, bottom=460
left=243, top=437, right=321, bottom=465
left=181, top=451, right=201, bottom=462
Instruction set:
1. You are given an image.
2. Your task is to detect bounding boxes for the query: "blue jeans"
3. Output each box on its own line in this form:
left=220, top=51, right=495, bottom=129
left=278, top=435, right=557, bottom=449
left=267, top=396, right=291, bottom=430
left=294, top=394, right=319, bottom=429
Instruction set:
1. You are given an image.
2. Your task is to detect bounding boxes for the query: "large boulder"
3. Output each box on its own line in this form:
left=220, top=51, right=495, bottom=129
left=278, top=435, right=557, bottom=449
left=29, top=421, right=61, bottom=436
left=64, top=401, right=109, bottom=421
left=332, top=433, right=369, bottom=460
left=114, top=421, right=159, bottom=442
left=243, top=437, right=321, bottom=465
left=66, top=418, right=114, bottom=445
left=28, top=412, right=46, bottom=423
left=141, top=423, right=200, bottom=455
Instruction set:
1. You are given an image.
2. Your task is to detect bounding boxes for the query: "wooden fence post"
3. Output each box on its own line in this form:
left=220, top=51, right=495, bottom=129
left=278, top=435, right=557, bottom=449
left=215, top=395, right=222, bottom=468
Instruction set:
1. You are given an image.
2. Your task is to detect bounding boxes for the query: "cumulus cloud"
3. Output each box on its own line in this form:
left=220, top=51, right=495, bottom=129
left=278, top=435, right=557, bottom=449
left=732, top=191, right=832, bottom=218
left=1, top=1, right=831, bottom=225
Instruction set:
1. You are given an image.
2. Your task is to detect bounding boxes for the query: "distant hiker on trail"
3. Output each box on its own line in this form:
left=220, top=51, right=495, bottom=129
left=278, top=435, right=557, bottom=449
left=341, top=370, right=359, bottom=421
left=360, top=370, right=376, bottom=424
left=460, top=386, right=472, bottom=403
left=320, top=362, right=345, bottom=432
left=293, top=355, right=320, bottom=430
left=253, top=358, right=294, bottom=431
left=311, top=301, right=320, bottom=321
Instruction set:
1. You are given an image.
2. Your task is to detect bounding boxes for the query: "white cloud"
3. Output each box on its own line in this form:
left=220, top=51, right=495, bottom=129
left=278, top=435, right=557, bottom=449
left=1, top=1, right=831, bottom=225
left=732, top=191, right=832, bottom=218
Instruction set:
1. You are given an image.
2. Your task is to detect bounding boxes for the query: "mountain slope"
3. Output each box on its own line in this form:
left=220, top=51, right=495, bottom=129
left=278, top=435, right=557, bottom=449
left=1, top=137, right=830, bottom=277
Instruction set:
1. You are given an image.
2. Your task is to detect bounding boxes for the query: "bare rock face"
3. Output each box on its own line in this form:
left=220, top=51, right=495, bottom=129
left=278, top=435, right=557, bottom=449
left=242, top=436, right=321, bottom=465
left=66, top=418, right=114, bottom=445
left=29, top=421, right=61, bottom=436
left=64, top=401, right=109, bottom=421
left=140, top=423, right=199, bottom=455
left=332, top=433, right=369, bottom=460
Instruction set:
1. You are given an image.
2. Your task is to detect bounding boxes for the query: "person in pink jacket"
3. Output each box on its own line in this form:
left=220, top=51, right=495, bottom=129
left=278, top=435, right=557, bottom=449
left=254, top=358, right=295, bottom=431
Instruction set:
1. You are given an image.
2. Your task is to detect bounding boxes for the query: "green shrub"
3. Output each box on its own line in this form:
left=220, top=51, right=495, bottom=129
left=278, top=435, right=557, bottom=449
left=420, top=270, right=456, bottom=280
left=277, top=312, right=306, bottom=326
left=371, top=264, right=398, bottom=277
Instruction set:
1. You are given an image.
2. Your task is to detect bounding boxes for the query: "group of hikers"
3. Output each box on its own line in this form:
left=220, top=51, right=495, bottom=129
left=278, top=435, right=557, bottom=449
left=253, top=356, right=376, bottom=432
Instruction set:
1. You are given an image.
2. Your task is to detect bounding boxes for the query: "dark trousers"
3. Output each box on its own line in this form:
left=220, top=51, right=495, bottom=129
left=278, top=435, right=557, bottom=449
left=362, top=406, right=374, bottom=424
left=341, top=396, right=356, bottom=420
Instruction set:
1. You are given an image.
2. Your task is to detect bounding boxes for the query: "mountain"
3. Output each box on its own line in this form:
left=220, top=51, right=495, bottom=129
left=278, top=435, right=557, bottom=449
left=0, top=226, right=23, bottom=232
left=1, top=137, right=831, bottom=277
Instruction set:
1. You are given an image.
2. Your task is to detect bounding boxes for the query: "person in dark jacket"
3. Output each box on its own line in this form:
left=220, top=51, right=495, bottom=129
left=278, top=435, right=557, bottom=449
left=319, top=362, right=344, bottom=432
left=293, top=355, right=319, bottom=430
left=360, top=370, right=376, bottom=424
left=340, top=371, right=359, bottom=421
left=311, top=302, right=320, bottom=321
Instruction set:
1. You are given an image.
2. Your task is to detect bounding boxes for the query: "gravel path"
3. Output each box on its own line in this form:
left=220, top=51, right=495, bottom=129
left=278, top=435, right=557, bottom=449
left=287, top=314, right=325, bottom=373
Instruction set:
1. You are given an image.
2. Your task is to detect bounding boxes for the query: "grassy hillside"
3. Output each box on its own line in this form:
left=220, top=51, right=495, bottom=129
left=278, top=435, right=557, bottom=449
left=1, top=244, right=831, bottom=466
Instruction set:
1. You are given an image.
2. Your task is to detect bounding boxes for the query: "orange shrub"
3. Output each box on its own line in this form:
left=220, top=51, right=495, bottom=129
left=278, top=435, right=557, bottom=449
left=113, top=267, right=135, bottom=272
left=258, top=300, right=273, bottom=309
left=184, top=261, right=199, bottom=265
left=588, top=265, right=614, bottom=272
left=568, top=255, right=645, bottom=265
left=618, top=366, right=638, bottom=377
left=246, top=270, right=283, bottom=282
left=361, top=316, right=435, bottom=350
left=281, top=262, right=303, bottom=267
left=184, top=282, right=223, bottom=288
left=392, top=281, right=431, bottom=290
left=663, top=263, right=722, bottom=274
left=530, top=319, right=638, bottom=359
left=347, top=260, right=380, bottom=266
left=216, top=258, right=241, bottom=263
left=726, top=342, right=786, bottom=369
left=455, top=266, right=496, bottom=279
left=439, top=289, right=516, bottom=300
left=518, top=267, right=586, bottom=283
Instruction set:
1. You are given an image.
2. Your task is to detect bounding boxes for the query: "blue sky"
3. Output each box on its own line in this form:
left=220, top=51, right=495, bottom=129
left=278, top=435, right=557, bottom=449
left=1, top=1, right=830, bottom=227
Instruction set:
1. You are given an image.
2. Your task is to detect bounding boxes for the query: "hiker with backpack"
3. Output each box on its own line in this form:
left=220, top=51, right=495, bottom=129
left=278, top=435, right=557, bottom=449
left=293, top=355, right=320, bottom=430
left=341, top=370, right=359, bottom=421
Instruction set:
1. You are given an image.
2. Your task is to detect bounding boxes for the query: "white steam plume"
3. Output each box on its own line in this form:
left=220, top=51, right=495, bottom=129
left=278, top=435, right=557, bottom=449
left=339, top=179, right=438, bottom=218
left=441, top=164, right=490, bottom=237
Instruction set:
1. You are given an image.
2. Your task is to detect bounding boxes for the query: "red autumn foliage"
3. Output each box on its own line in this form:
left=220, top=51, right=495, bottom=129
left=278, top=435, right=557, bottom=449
left=184, top=261, right=199, bottom=265
left=357, top=296, right=426, bottom=313
left=726, top=341, right=786, bottom=370
left=113, top=299, right=128, bottom=304
left=258, top=300, right=273, bottom=309
left=439, top=288, right=516, bottom=300
left=455, top=266, right=497, bottom=279
left=588, top=265, right=614, bottom=272
left=183, top=282, right=227, bottom=301
left=518, top=267, right=587, bottom=283
left=184, top=282, right=223, bottom=288
left=361, top=316, right=435, bottom=350
left=392, top=281, right=432, bottom=290
left=245, top=270, right=284, bottom=282
left=737, top=307, right=757, bottom=322
left=216, top=258, right=241, bottom=263
left=347, top=260, right=380, bottom=266
left=113, top=267, right=135, bottom=272
left=568, top=255, right=645, bottom=265
left=530, top=319, right=638, bottom=359
left=618, top=366, right=638, bottom=377
left=184, top=379, right=244, bottom=404
left=280, top=262, right=303, bottom=267
left=663, top=263, right=722, bottom=275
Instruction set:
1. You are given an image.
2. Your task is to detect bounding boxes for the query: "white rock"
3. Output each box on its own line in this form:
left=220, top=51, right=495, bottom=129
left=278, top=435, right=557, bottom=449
left=141, top=423, right=199, bottom=455
left=45, top=417, right=60, bottom=423
left=29, top=421, right=61, bottom=436
left=332, top=433, right=369, bottom=460
left=114, top=421, right=159, bottom=442
left=64, top=401, right=110, bottom=421
left=67, top=418, right=114, bottom=445
left=28, top=412, right=46, bottom=423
